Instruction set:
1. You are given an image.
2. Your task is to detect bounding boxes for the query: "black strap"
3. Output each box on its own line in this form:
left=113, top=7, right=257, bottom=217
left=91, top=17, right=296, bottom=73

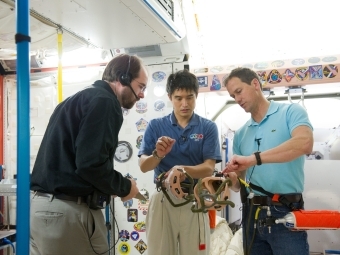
left=249, top=182, right=273, bottom=197
left=254, top=151, right=262, bottom=165
left=248, top=182, right=299, bottom=210
left=15, top=33, right=31, bottom=43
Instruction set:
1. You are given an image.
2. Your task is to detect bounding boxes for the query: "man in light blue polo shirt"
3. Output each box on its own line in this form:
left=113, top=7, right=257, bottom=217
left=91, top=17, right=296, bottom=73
left=222, top=67, right=313, bottom=255
left=138, top=69, right=221, bottom=255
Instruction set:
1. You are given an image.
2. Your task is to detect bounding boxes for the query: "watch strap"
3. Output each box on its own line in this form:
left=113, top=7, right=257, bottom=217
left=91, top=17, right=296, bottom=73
left=254, top=151, right=262, bottom=165
left=152, top=149, right=165, bottom=160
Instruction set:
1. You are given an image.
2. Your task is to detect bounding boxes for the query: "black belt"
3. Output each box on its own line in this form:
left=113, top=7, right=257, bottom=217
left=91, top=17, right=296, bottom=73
left=34, top=191, right=87, bottom=204
left=251, top=194, right=302, bottom=206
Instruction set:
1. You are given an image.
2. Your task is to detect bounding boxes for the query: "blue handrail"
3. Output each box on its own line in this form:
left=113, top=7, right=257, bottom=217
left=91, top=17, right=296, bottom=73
left=15, top=0, right=31, bottom=254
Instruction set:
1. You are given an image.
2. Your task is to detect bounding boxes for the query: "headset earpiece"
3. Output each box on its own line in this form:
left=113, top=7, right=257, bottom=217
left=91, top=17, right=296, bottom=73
left=119, top=72, right=132, bottom=86
left=119, top=55, right=132, bottom=86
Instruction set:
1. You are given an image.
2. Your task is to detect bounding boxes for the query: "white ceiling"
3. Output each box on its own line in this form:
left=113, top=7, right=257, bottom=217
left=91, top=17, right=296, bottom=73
left=0, top=0, right=339, bottom=68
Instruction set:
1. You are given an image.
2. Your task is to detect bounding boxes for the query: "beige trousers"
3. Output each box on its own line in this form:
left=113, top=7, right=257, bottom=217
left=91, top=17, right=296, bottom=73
left=30, top=194, right=109, bottom=255
left=146, top=190, right=210, bottom=255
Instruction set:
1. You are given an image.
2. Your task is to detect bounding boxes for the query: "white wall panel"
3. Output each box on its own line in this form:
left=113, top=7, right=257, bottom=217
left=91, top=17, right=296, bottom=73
left=113, top=64, right=173, bottom=255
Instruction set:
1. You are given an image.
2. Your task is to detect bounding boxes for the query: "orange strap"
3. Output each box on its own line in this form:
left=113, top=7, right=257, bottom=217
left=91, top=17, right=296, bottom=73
left=208, top=210, right=216, bottom=229
left=272, top=194, right=280, bottom=202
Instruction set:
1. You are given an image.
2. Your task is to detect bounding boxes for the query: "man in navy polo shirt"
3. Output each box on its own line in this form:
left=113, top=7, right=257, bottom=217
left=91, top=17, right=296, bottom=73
left=138, top=69, right=222, bottom=255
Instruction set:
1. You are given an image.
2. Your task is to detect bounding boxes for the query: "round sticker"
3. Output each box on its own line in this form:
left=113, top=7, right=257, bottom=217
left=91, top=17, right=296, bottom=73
left=254, top=62, right=268, bottom=69
left=130, top=231, right=140, bottom=241
left=271, top=60, right=285, bottom=68
left=119, top=230, right=130, bottom=242
left=322, top=56, right=337, bottom=62
left=152, top=71, right=166, bottom=82
left=135, top=101, right=147, bottom=114
left=308, top=57, right=320, bottom=64
left=114, top=141, right=133, bottom=163
left=291, top=58, right=305, bottom=65
left=118, top=242, right=130, bottom=254
left=136, top=135, right=143, bottom=149
left=154, top=99, right=165, bottom=111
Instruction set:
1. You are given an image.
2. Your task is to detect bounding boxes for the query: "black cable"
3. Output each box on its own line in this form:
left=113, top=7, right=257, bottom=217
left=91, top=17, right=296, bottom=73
left=244, top=202, right=259, bottom=255
left=86, top=203, right=119, bottom=255
left=247, top=139, right=261, bottom=184
left=244, top=139, right=261, bottom=254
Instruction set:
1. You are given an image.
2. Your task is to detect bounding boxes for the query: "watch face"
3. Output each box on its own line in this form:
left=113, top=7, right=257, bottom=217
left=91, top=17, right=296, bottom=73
left=114, top=141, right=133, bottom=163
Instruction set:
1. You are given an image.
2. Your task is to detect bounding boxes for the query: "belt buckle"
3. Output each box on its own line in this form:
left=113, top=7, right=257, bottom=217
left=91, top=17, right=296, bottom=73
left=251, top=196, right=261, bottom=206
left=252, top=200, right=261, bottom=206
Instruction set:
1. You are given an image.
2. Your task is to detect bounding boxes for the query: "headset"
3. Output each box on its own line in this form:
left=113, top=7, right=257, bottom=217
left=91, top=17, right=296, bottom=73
left=119, top=55, right=132, bottom=86
left=118, top=55, right=139, bottom=100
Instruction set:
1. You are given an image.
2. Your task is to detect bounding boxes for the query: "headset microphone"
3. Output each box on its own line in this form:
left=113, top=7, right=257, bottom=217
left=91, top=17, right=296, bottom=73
left=118, top=55, right=139, bottom=100
left=126, top=83, right=139, bottom=100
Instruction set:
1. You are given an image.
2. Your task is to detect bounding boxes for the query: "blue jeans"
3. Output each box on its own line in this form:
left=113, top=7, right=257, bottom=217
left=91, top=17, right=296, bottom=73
left=242, top=201, right=309, bottom=255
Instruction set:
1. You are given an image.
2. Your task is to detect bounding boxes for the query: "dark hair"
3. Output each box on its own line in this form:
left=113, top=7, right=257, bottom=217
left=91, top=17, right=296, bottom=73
left=222, top=67, right=262, bottom=90
left=166, top=69, right=199, bottom=96
left=102, top=54, right=143, bottom=82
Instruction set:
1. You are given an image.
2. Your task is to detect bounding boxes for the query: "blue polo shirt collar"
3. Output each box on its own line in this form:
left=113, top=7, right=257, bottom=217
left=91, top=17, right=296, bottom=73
left=170, top=111, right=199, bottom=126
left=248, top=100, right=278, bottom=126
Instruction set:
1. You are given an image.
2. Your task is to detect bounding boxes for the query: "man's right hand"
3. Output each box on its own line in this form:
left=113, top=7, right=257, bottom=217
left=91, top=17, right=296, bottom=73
left=155, top=136, right=176, bottom=158
left=121, top=178, right=139, bottom=202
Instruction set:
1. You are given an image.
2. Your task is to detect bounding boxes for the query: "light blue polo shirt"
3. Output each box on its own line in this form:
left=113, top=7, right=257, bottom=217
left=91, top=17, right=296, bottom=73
left=138, top=112, right=222, bottom=181
left=233, top=101, right=313, bottom=194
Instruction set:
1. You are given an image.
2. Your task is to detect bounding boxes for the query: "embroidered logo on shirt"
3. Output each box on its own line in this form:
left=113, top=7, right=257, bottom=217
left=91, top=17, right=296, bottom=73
left=189, top=133, right=204, bottom=141
left=271, top=129, right=276, bottom=132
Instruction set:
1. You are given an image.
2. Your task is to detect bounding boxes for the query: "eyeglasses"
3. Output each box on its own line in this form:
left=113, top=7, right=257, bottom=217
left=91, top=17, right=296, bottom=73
left=133, top=79, right=147, bottom=93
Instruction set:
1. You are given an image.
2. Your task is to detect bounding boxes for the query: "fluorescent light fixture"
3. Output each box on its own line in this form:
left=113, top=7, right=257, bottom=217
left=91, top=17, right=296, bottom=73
left=142, top=0, right=184, bottom=39
left=121, top=0, right=186, bottom=42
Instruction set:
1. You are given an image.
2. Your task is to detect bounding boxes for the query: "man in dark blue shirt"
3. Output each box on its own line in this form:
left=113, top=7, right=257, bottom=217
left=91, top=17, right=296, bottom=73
left=30, top=54, right=148, bottom=255
left=138, top=69, right=222, bottom=255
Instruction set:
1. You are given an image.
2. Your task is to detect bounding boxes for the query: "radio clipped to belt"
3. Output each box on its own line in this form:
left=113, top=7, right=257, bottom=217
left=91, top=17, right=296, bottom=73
left=87, top=189, right=111, bottom=210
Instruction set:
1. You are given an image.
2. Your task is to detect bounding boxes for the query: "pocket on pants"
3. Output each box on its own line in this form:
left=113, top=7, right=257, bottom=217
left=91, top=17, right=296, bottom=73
left=34, top=211, right=64, bottom=227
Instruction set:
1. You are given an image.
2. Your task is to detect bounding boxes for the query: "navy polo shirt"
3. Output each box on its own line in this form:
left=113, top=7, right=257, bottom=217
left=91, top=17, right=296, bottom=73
left=138, top=112, right=222, bottom=181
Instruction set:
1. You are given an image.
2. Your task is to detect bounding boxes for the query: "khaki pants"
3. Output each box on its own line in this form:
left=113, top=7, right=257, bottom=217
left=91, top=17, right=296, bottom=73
left=146, top=190, right=210, bottom=255
left=30, top=194, right=109, bottom=255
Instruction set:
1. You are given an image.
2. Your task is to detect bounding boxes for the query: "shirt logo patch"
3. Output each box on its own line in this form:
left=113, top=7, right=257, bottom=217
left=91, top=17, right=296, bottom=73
left=189, top=133, right=204, bottom=141
left=271, top=129, right=276, bottom=132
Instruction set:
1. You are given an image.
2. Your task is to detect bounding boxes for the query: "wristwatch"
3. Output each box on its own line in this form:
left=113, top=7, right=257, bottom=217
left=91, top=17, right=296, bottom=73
left=152, top=149, right=165, bottom=160
left=254, top=151, right=262, bottom=165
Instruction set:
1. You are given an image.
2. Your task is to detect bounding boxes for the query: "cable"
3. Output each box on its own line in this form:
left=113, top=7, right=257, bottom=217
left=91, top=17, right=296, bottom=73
left=247, top=138, right=261, bottom=184
left=86, top=203, right=119, bottom=255
left=244, top=202, right=262, bottom=255
left=1, top=237, right=15, bottom=253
